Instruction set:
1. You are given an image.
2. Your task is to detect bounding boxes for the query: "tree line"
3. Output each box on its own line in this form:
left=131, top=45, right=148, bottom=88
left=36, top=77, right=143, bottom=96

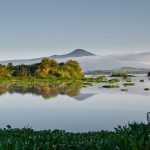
left=0, top=58, right=84, bottom=79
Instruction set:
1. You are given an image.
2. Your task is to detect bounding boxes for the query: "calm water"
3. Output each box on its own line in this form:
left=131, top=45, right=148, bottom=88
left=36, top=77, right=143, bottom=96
left=0, top=75, right=150, bottom=132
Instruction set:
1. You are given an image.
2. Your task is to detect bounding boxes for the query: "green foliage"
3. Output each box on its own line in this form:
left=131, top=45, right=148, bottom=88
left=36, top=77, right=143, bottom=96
left=108, top=78, right=120, bottom=84
left=111, top=72, right=129, bottom=78
left=0, top=122, right=149, bottom=150
left=0, top=58, right=84, bottom=79
left=83, top=76, right=107, bottom=83
left=123, top=77, right=132, bottom=82
left=0, top=64, right=11, bottom=77
left=60, top=60, right=84, bottom=79
left=13, top=65, right=29, bottom=76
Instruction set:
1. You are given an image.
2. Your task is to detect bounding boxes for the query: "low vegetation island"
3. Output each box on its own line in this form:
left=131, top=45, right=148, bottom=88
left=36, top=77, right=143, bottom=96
left=0, top=58, right=84, bottom=79
left=0, top=58, right=86, bottom=86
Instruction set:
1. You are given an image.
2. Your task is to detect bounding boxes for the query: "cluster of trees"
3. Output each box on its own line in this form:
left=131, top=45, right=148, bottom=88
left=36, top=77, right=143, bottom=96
left=0, top=58, right=84, bottom=79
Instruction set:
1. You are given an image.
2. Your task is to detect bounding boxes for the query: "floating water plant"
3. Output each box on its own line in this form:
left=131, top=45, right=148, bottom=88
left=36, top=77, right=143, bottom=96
left=108, top=79, right=120, bottom=84
left=123, top=78, right=132, bottom=82
left=144, top=88, right=150, bottom=91
left=123, top=83, right=135, bottom=87
left=140, top=80, right=144, bottom=82
left=121, top=88, right=128, bottom=92
left=102, top=85, right=119, bottom=88
left=111, top=72, right=135, bottom=78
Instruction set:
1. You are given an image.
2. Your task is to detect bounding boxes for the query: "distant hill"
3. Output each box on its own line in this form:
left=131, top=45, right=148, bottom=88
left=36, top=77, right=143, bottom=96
left=51, top=49, right=95, bottom=59
left=0, top=49, right=150, bottom=72
left=0, top=49, right=95, bottom=66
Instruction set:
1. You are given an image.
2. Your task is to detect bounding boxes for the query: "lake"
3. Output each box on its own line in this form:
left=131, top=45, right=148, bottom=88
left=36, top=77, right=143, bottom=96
left=0, top=75, right=150, bottom=132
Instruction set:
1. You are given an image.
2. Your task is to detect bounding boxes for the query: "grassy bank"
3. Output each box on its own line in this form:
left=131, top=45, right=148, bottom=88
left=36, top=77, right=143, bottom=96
left=0, top=76, right=84, bottom=86
left=0, top=76, right=109, bottom=87
left=0, top=122, right=150, bottom=150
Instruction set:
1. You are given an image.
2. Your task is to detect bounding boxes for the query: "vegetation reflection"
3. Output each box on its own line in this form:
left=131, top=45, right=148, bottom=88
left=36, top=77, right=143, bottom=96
left=0, top=83, right=82, bottom=99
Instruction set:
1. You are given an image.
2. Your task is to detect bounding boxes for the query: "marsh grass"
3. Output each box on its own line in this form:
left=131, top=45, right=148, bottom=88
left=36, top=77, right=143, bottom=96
left=0, top=123, right=150, bottom=150
left=123, top=83, right=135, bottom=87
left=108, top=78, right=120, bottom=84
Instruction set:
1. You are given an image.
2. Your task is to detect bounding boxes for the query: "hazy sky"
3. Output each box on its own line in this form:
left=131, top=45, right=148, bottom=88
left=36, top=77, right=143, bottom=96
left=0, top=0, right=150, bottom=60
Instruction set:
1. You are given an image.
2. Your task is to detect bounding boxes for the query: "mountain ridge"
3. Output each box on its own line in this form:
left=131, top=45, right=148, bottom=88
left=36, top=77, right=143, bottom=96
left=0, top=49, right=95, bottom=65
left=0, top=50, right=150, bottom=72
left=50, top=49, right=96, bottom=59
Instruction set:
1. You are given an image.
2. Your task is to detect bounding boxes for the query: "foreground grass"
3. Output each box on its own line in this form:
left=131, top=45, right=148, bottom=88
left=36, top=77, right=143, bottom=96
left=0, top=123, right=150, bottom=150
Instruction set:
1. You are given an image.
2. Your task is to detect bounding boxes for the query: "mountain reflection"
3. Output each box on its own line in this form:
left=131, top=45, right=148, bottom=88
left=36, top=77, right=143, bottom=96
left=0, top=83, right=82, bottom=100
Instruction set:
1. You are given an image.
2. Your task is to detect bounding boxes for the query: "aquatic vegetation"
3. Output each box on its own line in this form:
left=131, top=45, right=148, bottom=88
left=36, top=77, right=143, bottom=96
left=121, top=88, right=128, bottom=92
left=111, top=72, right=128, bottom=78
left=140, top=80, right=144, bottom=82
left=123, top=77, right=132, bottom=82
left=95, top=76, right=108, bottom=83
left=123, top=83, right=135, bottom=87
left=83, top=76, right=107, bottom=83
left=0, top=76, right=84, bottom=87
left=0, top=123, right=149, bottom=149
left=102, top=85, right=119, bottom=88
left=111, top=72, right=135, bottom=78
left=144, top=88, right=150, bottom=91
left=83, top=82, right=93, bottom=86
left=82, top=76, right=108, bottom=87
left=108, top=78, right=120, bottom=84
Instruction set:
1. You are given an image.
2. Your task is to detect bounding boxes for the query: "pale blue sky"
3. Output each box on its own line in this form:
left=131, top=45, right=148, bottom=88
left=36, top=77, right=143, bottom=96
left=0, top=0, right=150, bottom=60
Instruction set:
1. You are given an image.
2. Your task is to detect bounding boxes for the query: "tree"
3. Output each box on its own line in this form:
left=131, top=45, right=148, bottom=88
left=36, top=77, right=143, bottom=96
left=35, top=58, right=58, bottom=76
left=65, top=60, right=84, bottom=78
left=0, top=64, right=11, bottom=77
left=13, top=65, right=29, bottom=76
left=0, top=58, right=84, bottom=79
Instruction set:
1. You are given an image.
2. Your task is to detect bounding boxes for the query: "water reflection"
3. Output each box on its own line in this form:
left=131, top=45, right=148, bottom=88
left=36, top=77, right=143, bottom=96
left=0, top=83, right=83, bottom=100
left=73, top=93, right=96, bottom=101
